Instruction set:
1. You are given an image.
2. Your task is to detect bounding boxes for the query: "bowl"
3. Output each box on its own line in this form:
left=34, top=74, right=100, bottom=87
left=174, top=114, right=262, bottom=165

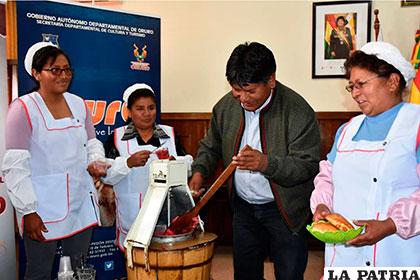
left=306, top=222, right=364, bottom=244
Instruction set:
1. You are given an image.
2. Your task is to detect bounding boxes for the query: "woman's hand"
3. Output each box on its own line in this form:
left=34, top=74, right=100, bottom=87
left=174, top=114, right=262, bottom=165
left=232, top=147, right=268, bottom=172
left=87, top=160, right=110, bottom=179
left=189, top=172, right=205, bottom=198
left=346, top=218, right=397, bottom=246
left=313, top=203, right=331, bottom=222
left=24, top=212, right=48, bottom=242
left=127, top=150, right=151, bottom=168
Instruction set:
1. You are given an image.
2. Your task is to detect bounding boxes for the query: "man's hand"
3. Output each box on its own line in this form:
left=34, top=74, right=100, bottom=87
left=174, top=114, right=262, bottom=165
left=127, top=150, right=151, bottom=168
left=312, top=203, right=331, bottom=222
left=346, top=218, right=397, bottom=246
left=189, top=172, right=205, bottom=197
left=24, top=212, right=48, bottom=242
left=232, top=147, right=268, bottom=172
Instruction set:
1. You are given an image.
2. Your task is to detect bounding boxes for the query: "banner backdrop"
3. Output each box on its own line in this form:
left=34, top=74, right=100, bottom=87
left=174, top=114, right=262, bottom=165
left=0, top=28, right=18, bottom=280
left=16, top=0, right=161, bottom=142
left=15, top=1, right=160, bottom=279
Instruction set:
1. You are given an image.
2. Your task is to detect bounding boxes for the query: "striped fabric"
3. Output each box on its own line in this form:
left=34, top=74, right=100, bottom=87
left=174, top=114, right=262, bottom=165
left=409, top=30, right=420, bottom=104
left=120, top=122, right=170, bottom=141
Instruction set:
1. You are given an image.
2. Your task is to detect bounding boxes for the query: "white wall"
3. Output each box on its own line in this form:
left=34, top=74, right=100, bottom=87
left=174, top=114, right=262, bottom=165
left=106, top=0, right=420, bottom=112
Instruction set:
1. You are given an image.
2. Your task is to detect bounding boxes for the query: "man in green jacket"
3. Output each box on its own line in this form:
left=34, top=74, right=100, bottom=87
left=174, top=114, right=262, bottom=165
left=190, top=42, right=320, bottom=280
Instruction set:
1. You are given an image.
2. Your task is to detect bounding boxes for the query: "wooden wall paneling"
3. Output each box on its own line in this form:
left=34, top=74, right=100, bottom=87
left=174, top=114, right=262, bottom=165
left=5, top=1, right=17, bottom=62
left=162, top=112, right=359, bottom=159
left=0, top=3, right=5, bottom=35
left=161, top=113, right=211, bottom=157
left=316, top=112, right=359, bottom=160
left=161, top=111, right=359, bottom=246
left=1, top=2, right=14, bottom=103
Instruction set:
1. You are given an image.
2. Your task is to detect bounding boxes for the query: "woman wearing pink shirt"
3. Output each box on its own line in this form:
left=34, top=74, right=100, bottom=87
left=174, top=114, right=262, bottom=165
left=311, top=42, right=420, bottom=267
left=2, top=42, right=106, bottom=279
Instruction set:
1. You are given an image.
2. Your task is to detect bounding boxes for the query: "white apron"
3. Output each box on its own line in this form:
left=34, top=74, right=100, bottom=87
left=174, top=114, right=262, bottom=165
left=19, top=92, right=99, bottom=241
left=328, top=103, right=420, bottom=267
left=113, top=124, right=177, bottom=250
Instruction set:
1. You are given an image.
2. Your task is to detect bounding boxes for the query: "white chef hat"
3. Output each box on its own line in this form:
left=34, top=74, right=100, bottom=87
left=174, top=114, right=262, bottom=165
left=360, top=41, right=416, bottom=84
left=24, top=41, right=58, bottom=76
left=123, top=83, right=155, bottom=102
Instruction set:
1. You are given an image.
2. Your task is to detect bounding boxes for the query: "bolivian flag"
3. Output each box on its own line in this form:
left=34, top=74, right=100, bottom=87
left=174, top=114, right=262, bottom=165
left=324, top=14, right=336, bottom=59
left=409, top=30, right=420, bottom=104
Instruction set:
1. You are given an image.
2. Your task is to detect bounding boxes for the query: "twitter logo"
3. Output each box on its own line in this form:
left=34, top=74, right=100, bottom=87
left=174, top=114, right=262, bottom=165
left=104, top=261, right=114, bottom=271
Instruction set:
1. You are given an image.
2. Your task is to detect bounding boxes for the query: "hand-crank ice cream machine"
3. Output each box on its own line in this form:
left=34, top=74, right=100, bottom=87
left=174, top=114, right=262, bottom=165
left=124, top=159, right=219, bottom=280
left=124, top=160, right=202, bottom=267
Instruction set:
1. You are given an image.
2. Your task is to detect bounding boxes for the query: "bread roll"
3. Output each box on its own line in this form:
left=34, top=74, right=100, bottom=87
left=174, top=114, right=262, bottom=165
left=312, top=221, right=339, bottom=233
left=325, top=213, right=354, bottom=231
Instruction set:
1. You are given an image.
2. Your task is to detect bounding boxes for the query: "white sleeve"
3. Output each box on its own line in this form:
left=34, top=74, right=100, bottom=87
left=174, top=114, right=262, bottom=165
left=87, top=138, right=106, bottom=163
left=101, top=156, right=132, bottom=185
left=1, top=149, right=38, bottom=216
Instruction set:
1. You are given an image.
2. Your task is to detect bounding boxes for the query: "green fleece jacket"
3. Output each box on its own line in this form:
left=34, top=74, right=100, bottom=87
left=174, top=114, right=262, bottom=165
left=192, top=81, right=321, bottom=233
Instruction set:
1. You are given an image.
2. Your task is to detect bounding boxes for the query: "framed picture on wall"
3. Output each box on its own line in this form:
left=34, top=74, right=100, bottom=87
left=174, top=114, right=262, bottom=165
left=312, top=1, right=372, bottom=78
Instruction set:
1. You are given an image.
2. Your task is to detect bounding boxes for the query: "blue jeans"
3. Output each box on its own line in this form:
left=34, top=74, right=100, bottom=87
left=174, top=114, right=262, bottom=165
left=232, top=196, right=308, bottom=280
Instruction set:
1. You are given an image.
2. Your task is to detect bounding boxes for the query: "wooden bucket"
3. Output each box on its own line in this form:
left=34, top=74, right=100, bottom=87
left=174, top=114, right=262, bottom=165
left=127, top=232, right=217, bottom=280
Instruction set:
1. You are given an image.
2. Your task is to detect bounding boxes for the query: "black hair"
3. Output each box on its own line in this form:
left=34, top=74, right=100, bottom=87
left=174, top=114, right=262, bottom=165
left=225, top=42, right=276, bottom=87
left=336, top=16, right=347, bottom=25
left=344, top=50, right=406, bottom=93
left=30, top=46, right=71, bottom=91
left=125, top=88, right=156, bottom=125
left=127, top=88, right=156, bottom=109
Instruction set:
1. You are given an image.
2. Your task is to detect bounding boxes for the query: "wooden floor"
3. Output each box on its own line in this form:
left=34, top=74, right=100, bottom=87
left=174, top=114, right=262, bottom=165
left=210, top=246, right=324, bottom=280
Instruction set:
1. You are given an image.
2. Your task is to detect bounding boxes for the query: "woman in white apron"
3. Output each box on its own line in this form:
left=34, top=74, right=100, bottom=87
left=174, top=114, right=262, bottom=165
left=2, top=42, right=106, bottom=279
left=102, top=83, right=192, bottom=251
left=311, top=42, right=420, bottom=267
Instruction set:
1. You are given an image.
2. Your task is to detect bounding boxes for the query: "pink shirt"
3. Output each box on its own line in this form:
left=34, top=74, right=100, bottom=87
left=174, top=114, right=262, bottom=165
left=311, top=159, right=420, bottom=239
left=5, top=97, right=96, bottom=150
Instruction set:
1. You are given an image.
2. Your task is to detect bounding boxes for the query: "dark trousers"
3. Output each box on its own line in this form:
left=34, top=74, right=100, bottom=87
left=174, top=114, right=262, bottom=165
left=232, top=197, right=308, bottom=280
left=23, top=227, right=93, bottom=280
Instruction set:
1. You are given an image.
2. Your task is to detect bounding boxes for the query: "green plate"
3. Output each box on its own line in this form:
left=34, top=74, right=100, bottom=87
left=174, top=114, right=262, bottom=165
left=306, top=222, right=364, bottom=244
